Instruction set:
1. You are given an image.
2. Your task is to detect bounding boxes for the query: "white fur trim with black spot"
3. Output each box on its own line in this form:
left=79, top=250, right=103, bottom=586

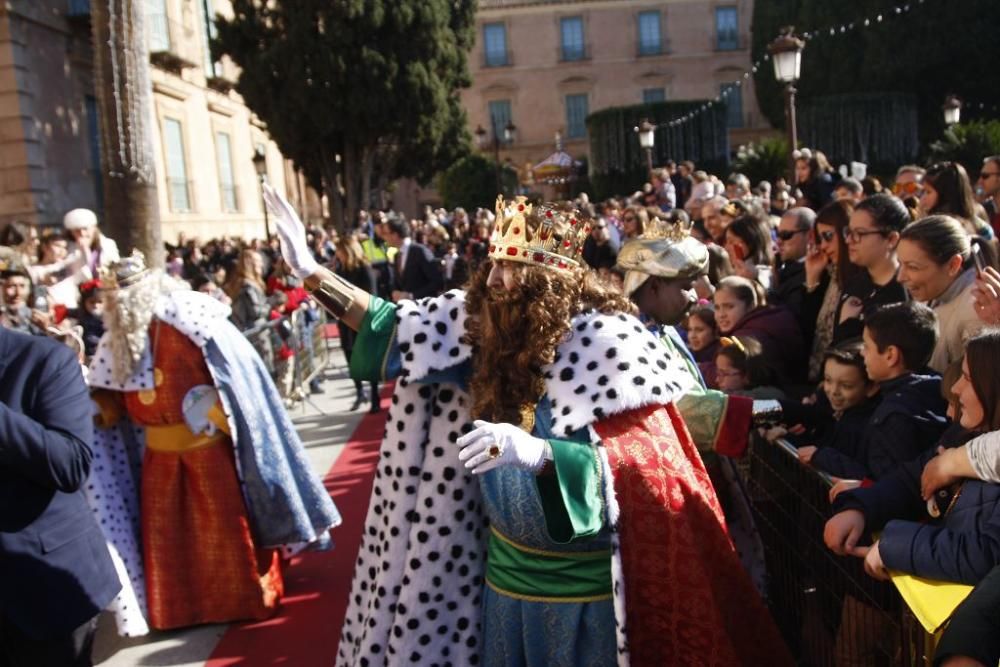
left=544, top=310, right=695, bottom=437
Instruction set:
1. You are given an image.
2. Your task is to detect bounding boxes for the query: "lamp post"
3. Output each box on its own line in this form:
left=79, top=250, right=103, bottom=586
left=943, top=95, right=962, bottom=126
left=252, top=147, right=271, bottom=241
left=475, top=117, right=517, bottom=195
left=768, top=27, right=806, bottom=185
left=634, top=119, right=656, bottom=177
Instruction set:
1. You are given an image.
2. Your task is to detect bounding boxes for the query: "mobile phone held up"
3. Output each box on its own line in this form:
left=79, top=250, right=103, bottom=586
left=973, top=243, right=987, bottom=276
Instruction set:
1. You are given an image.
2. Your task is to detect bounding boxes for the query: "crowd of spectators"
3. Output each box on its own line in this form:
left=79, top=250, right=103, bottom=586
left=4, top=150, right=1000, bottom=664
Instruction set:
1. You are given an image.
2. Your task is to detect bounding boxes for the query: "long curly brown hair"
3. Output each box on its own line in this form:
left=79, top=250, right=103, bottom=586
left=464, top=259, right=635, bottom=424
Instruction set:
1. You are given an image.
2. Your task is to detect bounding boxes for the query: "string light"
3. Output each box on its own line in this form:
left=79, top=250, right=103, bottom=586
left=662, top=0, right=944, bottom=130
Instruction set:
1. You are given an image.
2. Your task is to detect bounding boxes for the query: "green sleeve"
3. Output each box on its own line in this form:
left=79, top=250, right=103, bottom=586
left=536, top=438, right=605, bottom=543
left=676, top=384, right=728, bottom=453
left=349, top=296, right=399, bottom=382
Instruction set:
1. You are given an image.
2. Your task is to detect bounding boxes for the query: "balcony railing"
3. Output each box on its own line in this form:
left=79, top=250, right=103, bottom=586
left=637, top=38, right=671, bottom=58
left=482, top=50, right=513, bottom=68
left=714, top=33, right=749, bottom=51
left=148, top=14, right=197, bottom=72
left=558, top=43, right=590, bottom=63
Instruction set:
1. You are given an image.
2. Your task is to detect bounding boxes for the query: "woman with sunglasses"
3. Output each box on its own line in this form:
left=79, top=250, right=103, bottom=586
left=832, top=194, right=911, bottom=344
left=620, top=205, right=647, bottom=240
left=898, top=215, right=994, bottom=373
left=920, top=162, right=994, bottom=240
left=801, top=200, right=862, bottom=381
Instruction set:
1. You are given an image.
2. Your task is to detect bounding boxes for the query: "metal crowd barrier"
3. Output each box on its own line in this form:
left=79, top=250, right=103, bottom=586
left=243, top=308, right=330, bottom=401
left=747, top=433, right=936, bottom=666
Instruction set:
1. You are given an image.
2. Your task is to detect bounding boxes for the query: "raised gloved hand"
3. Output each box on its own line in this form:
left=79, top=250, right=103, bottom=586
left=262, top=183, right=319, bottom=279
left=457, top=419, right=550, bottom=475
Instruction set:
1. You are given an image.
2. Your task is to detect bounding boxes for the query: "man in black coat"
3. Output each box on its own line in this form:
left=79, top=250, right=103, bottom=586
left=0, top=328, right=120, bottom=666
left=769, top=206, right=815, bottom=323
left=384, top=217, right=444, bottom=301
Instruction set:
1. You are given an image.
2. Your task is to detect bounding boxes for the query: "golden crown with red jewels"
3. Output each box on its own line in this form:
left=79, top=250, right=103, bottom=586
left=487, top=195, right=592, bottom=271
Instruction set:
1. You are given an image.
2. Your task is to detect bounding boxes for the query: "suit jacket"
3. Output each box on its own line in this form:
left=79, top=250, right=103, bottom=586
left=396, top=241, right=444, bottom=299
left=0, top=329, right=120, bottom=638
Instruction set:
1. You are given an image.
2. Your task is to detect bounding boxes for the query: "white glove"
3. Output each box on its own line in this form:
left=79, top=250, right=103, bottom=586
left=457, top=419, right=549, bottom=475
left=262, top=183, right=320, bottom=279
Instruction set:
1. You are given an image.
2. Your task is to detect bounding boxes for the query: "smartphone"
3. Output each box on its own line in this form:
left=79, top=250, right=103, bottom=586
left=973, top=243, right=987, bottom=275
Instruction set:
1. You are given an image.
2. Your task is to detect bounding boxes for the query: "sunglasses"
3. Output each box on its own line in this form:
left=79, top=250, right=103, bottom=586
left=817, top=230, right=837, bottom=243
left=776, top=229, right=806, bottom=241
left=892, top=182, right=922, bottom=196
left=843, top=227, right=888, bottom=243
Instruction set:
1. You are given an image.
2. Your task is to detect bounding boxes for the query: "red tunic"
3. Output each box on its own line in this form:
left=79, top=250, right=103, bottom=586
left=125, top=321, right=282, bottom=629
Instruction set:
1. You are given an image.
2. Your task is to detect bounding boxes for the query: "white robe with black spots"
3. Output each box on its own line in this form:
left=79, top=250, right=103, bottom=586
left=336, top=290, right=692, bottom=667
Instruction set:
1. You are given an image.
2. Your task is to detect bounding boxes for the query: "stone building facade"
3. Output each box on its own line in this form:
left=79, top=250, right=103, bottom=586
left=0, top=0, right=317, bottom=244
left=462, top=0, right=770, bottom=177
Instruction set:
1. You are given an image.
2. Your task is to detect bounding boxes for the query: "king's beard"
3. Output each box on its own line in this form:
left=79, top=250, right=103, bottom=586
left=468, top=282, right=568, bottom=424
left=103, top=271, right=183, bottom=384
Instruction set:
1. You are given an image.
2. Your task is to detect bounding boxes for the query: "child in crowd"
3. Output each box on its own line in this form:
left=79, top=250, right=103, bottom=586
left=786, top=341, right=880, bottom=470
left=714, top=335, right=785, bottom=399
left=814, top=302, right=948, bottom=480
left=69, top=279, right=105, bottom=359
left=824, top=331, right=1000, bottom=587
left=268, top=291, right=296, bottom=399
left=685, top=305, right=719, bottom=385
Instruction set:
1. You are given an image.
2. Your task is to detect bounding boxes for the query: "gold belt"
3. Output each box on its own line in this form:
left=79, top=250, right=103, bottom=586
left=144, top=422, right=226, bottom=453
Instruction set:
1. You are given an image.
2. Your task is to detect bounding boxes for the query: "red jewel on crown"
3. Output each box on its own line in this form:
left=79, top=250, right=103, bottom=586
left=506, top=247, right=518, bottom=256
left=533, top=252, right=545, bottom=262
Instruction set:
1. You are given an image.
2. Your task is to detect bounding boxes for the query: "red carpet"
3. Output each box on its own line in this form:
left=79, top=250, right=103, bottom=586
left=205, top=386, right=390, bottom=667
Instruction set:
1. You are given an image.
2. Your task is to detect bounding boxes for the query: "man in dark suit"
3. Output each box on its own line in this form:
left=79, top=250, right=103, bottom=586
left=0, top=328, right=120, bottom=666
left=384, top=217, right=444, bottom=301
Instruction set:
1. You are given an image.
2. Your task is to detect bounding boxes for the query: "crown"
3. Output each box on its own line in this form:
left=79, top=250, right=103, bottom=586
left=641, top=216, right=693, bottom=243
left=488, top=195, right=592, bottom=271
left=99, top=250, right=150, bottom=289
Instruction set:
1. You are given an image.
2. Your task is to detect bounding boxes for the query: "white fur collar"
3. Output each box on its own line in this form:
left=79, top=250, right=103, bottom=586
left=396, top=291, right=692, bottom=436
left=543, top=310, right=693, bottom=436
left=89, top=290, right=231, bottom=391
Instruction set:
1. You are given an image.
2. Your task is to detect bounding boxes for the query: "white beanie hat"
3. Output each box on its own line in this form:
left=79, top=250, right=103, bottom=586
left=63, top=208, right=98, bottom=230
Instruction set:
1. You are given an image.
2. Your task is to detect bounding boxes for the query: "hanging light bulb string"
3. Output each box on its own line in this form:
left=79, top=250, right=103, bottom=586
left=663, top=0, right=943, bottom=130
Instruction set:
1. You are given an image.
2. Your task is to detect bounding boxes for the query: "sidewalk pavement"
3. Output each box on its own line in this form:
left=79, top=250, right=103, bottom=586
left=92, top=345, right=368, bottom=667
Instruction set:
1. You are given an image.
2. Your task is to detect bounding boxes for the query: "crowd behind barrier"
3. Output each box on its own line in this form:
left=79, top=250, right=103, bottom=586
left=2, top=151, right=1000, bottom=664
left=243, top=307, right=330, bottom=403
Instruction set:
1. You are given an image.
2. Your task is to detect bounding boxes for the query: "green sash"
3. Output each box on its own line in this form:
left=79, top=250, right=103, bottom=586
left=485, top=526, right=611, bottom=603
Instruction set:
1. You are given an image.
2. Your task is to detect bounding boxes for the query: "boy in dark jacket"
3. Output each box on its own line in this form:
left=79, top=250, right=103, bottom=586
left=812, top=302, right=948, bottom=480
left=781, top=341, right=881, bottom=470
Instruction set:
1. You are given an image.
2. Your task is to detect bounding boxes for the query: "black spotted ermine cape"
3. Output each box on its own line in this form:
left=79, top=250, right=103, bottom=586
left=335, top=290, right=693, bottom=667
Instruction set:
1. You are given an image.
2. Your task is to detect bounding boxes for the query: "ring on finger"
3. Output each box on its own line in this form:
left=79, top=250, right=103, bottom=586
left=487, top=443, right=502, bottom=460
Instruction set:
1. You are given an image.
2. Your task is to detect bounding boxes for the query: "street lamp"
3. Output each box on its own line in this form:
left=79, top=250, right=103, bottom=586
left=943, top=95, right=962, bottom=126
left=768, top=27, right=806, bottom=184
left=475, top=117, right=517, bottom=195
left=252, top=147, right=271, bottom=241
left=633, top=119, right=656, bottom=176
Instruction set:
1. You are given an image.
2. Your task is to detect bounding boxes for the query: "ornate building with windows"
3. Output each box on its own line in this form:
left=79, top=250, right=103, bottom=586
left=461, top=0, right=770, bottom=175
left=0, top=1, right=318, bottom=241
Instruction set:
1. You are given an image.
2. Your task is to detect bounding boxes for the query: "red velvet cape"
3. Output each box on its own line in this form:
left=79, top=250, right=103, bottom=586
left=595, top=403, right=793, bottom=666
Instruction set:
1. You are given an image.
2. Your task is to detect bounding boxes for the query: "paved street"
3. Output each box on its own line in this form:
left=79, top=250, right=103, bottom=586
left=92, top=341, right=366, bottom=667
